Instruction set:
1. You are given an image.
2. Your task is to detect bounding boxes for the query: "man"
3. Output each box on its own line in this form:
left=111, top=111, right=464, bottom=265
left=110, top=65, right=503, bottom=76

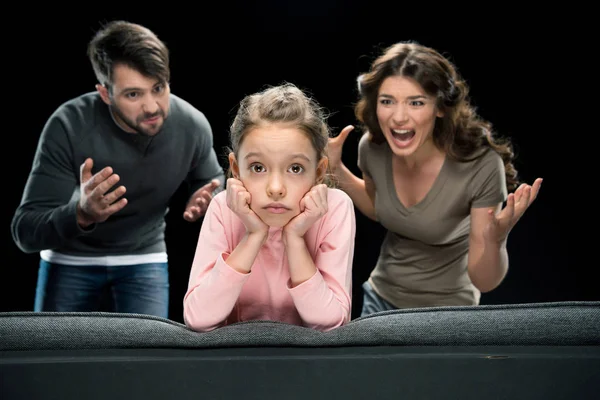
left=11, top=20, right=225, bottom=319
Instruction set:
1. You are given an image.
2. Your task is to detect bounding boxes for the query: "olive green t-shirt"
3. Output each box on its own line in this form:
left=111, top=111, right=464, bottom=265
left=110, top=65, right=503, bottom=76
left=357, top=133, right=507, bottom=308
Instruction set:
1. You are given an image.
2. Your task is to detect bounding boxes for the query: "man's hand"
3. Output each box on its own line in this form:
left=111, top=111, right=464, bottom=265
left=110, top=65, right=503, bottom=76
left=77, top=158, right=127, bottom=227
left=183, top=179, right=221, bottom=222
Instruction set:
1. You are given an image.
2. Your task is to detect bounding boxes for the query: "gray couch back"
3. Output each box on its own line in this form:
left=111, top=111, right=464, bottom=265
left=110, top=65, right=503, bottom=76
left=2, top=301, right=599, bottom=350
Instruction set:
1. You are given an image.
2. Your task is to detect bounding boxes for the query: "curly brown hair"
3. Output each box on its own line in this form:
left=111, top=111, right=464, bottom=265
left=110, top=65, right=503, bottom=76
left=355, top=41, right=519, bottom=192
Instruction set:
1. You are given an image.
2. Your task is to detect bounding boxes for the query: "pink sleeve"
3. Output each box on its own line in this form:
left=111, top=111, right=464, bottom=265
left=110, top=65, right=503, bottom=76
left=183, top=194, right=249, bottom=332
left=288, top=190, right=356, bottom=331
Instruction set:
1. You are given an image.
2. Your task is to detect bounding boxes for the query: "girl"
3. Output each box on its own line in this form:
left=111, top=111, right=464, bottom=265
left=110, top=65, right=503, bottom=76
left=183, top=83, right=356, bottom=332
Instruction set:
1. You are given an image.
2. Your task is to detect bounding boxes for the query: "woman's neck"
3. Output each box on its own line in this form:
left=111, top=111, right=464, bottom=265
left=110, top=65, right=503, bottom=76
left=394, top=139, right=444, bottom=172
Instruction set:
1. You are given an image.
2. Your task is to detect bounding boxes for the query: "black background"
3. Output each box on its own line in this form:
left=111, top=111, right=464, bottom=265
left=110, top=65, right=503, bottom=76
left=3, top=5, right=593, bottom=322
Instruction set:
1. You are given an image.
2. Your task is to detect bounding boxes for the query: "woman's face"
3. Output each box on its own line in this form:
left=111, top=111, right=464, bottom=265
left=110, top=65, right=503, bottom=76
left=376, top=75, right=443, bottom=159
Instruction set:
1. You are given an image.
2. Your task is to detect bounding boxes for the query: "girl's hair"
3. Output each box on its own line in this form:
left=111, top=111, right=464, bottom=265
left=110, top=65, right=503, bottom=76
left=355, top=41, right=519, bottom=192
left=228, top=82, right=335, bottom=186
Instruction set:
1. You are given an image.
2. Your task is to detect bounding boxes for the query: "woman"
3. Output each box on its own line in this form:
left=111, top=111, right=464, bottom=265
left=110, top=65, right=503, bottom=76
left=328, top=41, right=542, bottom=315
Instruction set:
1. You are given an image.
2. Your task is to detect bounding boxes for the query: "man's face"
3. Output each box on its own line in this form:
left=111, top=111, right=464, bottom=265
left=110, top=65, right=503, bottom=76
left=99, top=64, right=170, bottom=136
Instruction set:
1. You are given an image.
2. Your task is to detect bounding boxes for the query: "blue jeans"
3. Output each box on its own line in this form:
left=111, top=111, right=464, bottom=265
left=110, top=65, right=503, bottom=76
left=361, top=280, right=397, bottom=317
left=34, top=260, right=169, bottom=319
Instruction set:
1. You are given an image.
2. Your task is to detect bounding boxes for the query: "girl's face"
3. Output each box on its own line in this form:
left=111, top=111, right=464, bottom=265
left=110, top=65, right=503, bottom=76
left=229, top=122, right=327, bottom=227
left=376, top=75, right=443, bottom=159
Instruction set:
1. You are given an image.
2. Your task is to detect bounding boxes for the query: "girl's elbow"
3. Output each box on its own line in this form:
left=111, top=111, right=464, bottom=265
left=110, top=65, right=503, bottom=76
left=183, top=304, right=222, bottom=333
left=184, top=315, right=220, bottom=333
left=307, top=308, right=350, bottom=332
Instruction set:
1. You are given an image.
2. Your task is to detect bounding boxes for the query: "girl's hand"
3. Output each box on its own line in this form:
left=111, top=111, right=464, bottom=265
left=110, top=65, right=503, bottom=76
left=226, top=178, right=268, bottom=236
left=283, top=184, right=328, bottom=239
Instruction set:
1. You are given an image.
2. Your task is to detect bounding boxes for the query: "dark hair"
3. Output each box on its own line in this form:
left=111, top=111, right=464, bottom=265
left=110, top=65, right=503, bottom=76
left=87, top=20, right=170, bottom=90
left=228, top=82, right=335, bottom=186
left=355, top=41, right=519, bottom=192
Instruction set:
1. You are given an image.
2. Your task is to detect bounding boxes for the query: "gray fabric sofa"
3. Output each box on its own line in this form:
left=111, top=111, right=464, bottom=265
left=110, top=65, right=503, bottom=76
left=2, top=301, right=599, bottom=399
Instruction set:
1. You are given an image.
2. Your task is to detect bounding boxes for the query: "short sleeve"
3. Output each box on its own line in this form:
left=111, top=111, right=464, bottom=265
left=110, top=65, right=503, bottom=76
left=470, top=150, right=508, bottom=208
left=357, top=132, right=372, bottom=178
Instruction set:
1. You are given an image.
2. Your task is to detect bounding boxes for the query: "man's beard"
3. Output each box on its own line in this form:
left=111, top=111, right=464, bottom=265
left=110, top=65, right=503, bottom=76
left=111, top=105, right=167, bottom=137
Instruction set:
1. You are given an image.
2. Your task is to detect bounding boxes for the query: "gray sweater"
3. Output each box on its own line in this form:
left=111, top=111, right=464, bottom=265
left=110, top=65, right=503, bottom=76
left=11, top=92, right=225, bottom=257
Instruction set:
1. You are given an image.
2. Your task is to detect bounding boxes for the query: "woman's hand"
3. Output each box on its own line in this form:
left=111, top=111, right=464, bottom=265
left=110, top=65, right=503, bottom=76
left=484, top=178, right=543, bottom=244
left=327, top=125, right=354, bottom=173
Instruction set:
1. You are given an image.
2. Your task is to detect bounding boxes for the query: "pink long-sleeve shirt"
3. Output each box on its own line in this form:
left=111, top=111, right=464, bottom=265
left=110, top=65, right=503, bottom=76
left=183, top=188, right=356, bottom=332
